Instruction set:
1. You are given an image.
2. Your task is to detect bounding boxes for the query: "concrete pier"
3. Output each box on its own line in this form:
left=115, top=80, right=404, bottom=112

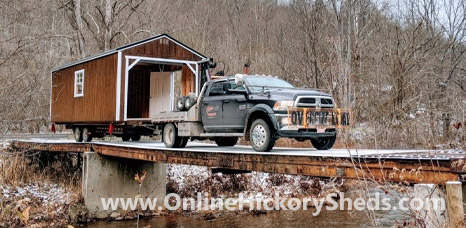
left=446, top=181, right=464, bottom=228
left=413, top=184, right=447, bottom=228
left=82, top=152, right=166, bottom=218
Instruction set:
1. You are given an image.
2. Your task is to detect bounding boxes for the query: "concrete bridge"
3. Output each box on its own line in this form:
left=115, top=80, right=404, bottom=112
left=10, top=139, right=466, bottom=222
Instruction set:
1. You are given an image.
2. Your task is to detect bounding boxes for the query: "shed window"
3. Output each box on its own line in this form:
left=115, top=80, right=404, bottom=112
left=74, top=69, right=84, bottom=97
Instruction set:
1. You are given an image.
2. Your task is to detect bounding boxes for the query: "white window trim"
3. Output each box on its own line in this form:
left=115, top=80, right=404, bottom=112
left=74, top=69, right=85, bottom=97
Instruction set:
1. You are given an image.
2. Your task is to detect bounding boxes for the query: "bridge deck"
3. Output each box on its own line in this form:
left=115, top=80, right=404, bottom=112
left=10, top=139, right=466, bottom=185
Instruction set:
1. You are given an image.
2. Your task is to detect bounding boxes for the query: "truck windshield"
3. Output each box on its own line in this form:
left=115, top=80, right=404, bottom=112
left=244, top=77, right=294, bottom=89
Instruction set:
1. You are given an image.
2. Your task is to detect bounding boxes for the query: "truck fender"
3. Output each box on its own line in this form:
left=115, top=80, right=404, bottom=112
left=243, top=104, right=278, bottom=138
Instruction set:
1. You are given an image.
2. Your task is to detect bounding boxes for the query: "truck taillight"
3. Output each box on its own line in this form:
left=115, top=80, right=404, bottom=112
left=109, top=123, right=114, bottom=135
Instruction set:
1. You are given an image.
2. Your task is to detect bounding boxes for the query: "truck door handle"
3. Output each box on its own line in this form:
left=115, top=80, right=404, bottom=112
left=223, top=100, right=230, bottom=103
left=203, top=102, right=209, bottom=105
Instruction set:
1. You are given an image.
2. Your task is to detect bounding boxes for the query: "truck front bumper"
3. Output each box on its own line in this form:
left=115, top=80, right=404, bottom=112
left=272, top=113, right=337, bottom=138
left=276, top=129, right=336, bottom=138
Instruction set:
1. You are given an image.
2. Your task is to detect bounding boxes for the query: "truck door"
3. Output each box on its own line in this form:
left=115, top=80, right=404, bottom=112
left=222, top=80, right=248, bottom=131
left=201, top=81, right=225, bottom=132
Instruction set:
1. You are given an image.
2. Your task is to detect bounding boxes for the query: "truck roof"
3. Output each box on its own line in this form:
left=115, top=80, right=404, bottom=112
left=210, top=74, right=279, bottom=82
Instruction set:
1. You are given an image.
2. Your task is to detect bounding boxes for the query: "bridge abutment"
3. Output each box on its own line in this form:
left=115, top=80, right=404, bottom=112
left=82, top=152, right=166, bottom=218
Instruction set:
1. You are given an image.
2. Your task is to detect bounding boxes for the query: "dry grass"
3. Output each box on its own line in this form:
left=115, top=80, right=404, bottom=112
left=0, top=146, right=83, bottom=227
left=0, top=147, right=81, bottom=190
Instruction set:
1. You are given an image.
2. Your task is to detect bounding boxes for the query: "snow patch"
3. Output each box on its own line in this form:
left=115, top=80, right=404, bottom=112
left=1, top=183, right=75, bottom=206
left=167, top=164, right=341, bottom=199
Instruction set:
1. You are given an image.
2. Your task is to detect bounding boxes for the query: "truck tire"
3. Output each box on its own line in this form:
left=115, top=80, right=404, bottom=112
left=249, top=119, right=275, bottom=152
left=176, top=97, right=186, bottom=111
left=214, top=137, right=238, bottom=147
left=184, top=95, right=196, bottom=110
left=122, top=134, right=130, bottom=141
left=179, top=137, right=189, bottom=148
left=163, top=123, right=183, bottom=148
left=130, top=134, right=141, bottom=141
left=82, top=128, right=93, bottom=142
left=74, top=127, right=83, bottom=142
left=310, top=136, right=336, bottom=150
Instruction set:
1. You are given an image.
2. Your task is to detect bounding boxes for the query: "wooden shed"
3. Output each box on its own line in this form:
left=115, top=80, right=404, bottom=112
left=51, top=34, right=209, bottom=125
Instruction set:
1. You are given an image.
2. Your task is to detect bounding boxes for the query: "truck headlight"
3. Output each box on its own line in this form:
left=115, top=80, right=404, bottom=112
left=273, top=100, right=294, bottom=111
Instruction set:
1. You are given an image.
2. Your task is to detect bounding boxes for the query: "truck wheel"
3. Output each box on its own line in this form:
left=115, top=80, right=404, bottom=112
left=82, top=128, right=93, bottom=142
left=74, top=127, right=83, bottom=142
left=179, top=137, right=189, bottom=148
left=176, top=97, right=186, bottom=111
left=311, top=136, right=336, bottom=150
left=122, top=134, right=130, bottom=141
left=130, top=134, right=141, bottom=141
left=163, top=123, right=183, bottom=148
left=249, top=119, right=275, bottom=152
left=295, top=137, right=307, bottom=142
left=214, top=137, right=238, bottom=147
left=184, top=95, right=196, bottom=110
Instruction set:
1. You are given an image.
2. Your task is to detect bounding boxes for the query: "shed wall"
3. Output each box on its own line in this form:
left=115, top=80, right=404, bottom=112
left=51, top=54, right=117, bottom=123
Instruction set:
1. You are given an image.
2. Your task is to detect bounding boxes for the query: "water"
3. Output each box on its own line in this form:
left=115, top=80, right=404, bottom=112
left=85, top=189, right=415, bottom=227
left=86, top=207, right=410, bottom=228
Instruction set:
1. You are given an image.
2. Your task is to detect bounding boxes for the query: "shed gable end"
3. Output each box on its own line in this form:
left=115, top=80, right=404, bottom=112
left=122, top=37, right=203, bottom=61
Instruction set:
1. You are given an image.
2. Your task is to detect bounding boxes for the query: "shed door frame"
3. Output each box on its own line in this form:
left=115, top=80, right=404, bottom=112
left=123, top=55, right=209, bottom=121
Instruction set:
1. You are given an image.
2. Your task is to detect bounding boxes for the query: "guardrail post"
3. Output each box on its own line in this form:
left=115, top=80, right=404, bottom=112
left=446, top=181, right=464, bottom=228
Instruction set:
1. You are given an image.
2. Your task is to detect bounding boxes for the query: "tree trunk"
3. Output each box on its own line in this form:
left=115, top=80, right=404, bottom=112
left=73, top=0, right=86, bottom=58
left=104, top=0, right=112, bottom=50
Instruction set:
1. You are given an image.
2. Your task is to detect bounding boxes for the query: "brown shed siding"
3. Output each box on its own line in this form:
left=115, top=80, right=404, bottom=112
left=122, top=37, right=202, bottom=61
left=181, top=66, right=195, bottom=96
left=51, top=54, right=117, bottom=123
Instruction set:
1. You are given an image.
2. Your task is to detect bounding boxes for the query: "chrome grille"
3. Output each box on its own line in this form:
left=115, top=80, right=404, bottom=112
left=296, top=96, right=334, bottom=108
left=321, top=98, right=333, bottom=105
left=296, top=97, right=316, bottom=107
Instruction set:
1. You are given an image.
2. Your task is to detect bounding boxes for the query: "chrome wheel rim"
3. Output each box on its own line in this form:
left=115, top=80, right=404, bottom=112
left=252, top=124, right=266, bottom=147
left=74, top=128, right=80, bottom=140
left=82, top=128, right=88, bottom=141
left=164, top=126, right=174, bottom=145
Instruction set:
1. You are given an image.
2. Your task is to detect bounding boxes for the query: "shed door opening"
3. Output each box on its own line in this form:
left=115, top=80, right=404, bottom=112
left=150, top=72, right=172, bottom=117
left=124, top=56, right=202, bottom=121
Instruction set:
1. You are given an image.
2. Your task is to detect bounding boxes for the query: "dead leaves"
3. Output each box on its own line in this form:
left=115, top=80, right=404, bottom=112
left=135, top=170, right=147, bottom=184
left=17, top=206, right=30, bottom=225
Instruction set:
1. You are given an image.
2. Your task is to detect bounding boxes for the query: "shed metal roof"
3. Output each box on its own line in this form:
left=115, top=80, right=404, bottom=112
left=51, top=34, right=207, bottom=73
